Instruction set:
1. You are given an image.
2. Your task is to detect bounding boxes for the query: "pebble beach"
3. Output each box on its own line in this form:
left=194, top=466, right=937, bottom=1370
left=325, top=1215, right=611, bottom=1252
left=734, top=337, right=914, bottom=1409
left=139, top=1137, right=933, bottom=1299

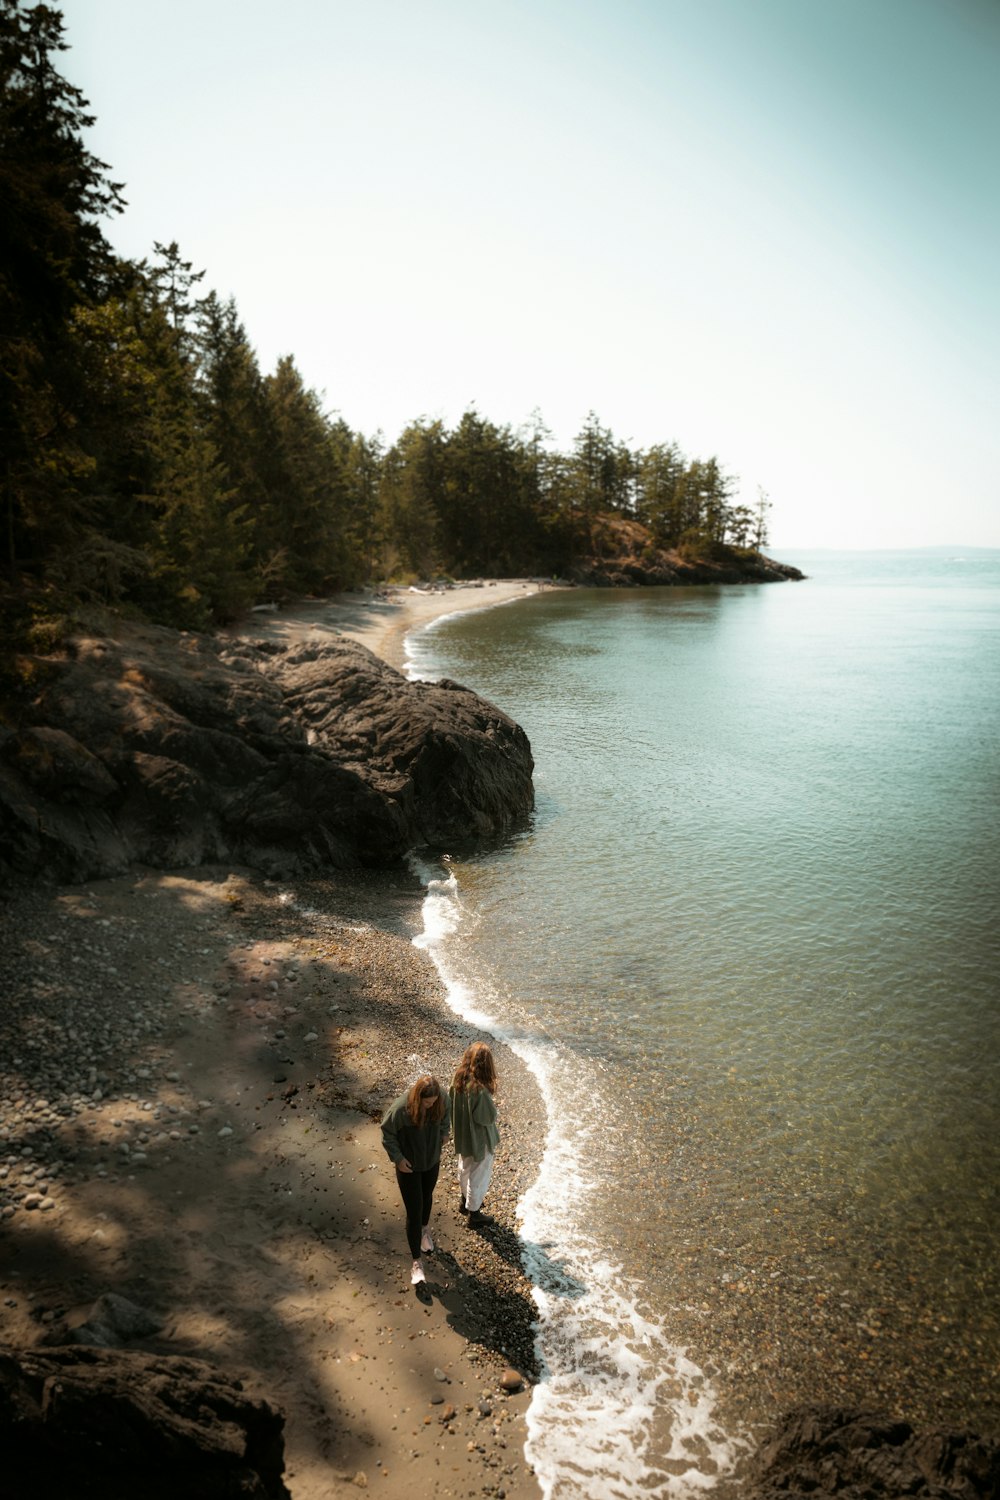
left=0, top=861, right=548, bottom=1498
left=0, top=581, right=548, bottom=1500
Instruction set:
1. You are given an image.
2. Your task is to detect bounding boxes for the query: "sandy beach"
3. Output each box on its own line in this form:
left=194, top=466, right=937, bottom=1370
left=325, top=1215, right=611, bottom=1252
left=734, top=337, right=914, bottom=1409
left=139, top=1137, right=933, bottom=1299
left=232, top=578, right=551, bottom=669
left=0, top=581, right=551, bottom=1499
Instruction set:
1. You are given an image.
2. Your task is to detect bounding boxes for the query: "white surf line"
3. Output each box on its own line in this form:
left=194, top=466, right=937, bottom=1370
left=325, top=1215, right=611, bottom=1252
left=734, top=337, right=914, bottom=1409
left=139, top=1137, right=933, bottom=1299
left=401, top=586, right=540, bottom=681
left=407, top=855, right=748, bottom=1500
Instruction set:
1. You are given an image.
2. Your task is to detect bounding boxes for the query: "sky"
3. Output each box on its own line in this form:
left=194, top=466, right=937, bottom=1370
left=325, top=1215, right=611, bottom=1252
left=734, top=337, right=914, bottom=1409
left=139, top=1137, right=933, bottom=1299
left=55, top=0, right=1000, bottom=550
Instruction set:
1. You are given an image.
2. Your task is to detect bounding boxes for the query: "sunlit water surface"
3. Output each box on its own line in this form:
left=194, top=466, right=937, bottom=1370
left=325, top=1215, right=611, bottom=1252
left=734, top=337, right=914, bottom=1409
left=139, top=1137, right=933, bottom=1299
left=405, top=552, right=1000, bottom=1498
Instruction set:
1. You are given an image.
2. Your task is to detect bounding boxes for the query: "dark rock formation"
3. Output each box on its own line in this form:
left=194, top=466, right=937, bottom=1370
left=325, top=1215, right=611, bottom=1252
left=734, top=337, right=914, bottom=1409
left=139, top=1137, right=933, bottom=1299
left=563, top=512, right=805, bottom=587
left=569, top=550, right=805, bottom=588
left=0, top=1343, right=289, bottom=1499
left=0, top=620, right=534, bottom=885
left=744, top=1406, right=1000, bottom=1499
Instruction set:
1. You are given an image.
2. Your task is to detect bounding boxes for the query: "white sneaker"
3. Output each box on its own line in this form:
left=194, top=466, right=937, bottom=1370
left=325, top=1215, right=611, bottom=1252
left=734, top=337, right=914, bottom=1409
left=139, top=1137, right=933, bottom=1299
left=411, top=1260, right=425, bottom=1284
left=420, top=1227, right=434, bottom=1253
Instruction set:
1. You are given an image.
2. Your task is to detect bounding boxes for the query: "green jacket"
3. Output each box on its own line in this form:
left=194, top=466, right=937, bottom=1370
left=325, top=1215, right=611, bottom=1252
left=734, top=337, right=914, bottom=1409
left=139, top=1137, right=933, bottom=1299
left=381, top=1093, right=451, bottom=1172
left=449, top=1085, right=499, bottom=1161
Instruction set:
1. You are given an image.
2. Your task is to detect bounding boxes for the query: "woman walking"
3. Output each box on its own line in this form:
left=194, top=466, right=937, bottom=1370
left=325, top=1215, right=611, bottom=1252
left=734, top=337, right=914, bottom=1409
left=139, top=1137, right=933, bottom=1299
left=381, top=1074, right=450, bottom=1285
left=449, top=1042, right=500, bottom=1227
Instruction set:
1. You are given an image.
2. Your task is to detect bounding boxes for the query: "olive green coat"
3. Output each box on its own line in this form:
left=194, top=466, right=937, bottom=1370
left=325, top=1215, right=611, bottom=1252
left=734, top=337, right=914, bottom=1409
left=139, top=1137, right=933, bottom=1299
left=448, top=1085, right=499, bottom=1162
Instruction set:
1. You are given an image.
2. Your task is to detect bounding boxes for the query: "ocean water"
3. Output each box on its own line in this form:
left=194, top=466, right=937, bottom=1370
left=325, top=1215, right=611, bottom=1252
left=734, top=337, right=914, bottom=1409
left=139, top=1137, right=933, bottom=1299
left=404, top=551, right=1000, bottom=1498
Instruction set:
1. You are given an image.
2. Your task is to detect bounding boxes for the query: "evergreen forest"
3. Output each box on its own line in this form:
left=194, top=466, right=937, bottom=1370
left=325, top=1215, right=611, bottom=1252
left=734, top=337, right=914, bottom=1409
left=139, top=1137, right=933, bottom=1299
left=2, top=1, right=771, bottom=641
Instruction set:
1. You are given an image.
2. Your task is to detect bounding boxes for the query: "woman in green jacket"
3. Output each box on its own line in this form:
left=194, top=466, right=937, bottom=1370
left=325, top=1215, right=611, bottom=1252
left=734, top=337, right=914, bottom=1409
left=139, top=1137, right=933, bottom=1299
left=381, top=1074, right=450, bottom=1285
left=449, top=1042, right=500, bottom=1227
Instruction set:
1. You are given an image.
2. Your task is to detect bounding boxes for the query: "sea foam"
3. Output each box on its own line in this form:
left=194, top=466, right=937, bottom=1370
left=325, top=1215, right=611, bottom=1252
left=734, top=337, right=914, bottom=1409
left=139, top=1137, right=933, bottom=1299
left=410, top=854, right=746, bottom=1498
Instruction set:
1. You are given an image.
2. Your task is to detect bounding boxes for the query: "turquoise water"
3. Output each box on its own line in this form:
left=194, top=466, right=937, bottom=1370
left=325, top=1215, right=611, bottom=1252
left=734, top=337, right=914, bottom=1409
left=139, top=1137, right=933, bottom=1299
left=406, top=551, right=1000, bottom=1497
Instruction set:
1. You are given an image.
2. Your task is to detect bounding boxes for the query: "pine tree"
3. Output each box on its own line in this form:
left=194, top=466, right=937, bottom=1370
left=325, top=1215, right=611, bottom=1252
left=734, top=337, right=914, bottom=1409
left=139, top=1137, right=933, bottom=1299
left=194, top=292, right=279, bottom=589
left=142, top=397, right=251, bottom=627
left=377, top=421, right=443, bottom=579
left=752, top=488, right=772, bottom=552
left=264, top=357, right=359, bottom=591
left=147, top=239, right=205, bottom=342
left=345, top=430, right=384, bottom=581
left=636, top=442, right=686, bottom=546
left=1, top=0, right=123, bottom=575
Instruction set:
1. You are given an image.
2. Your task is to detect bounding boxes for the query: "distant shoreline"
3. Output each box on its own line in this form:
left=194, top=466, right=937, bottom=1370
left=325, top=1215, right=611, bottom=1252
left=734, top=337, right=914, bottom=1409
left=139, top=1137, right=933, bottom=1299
left=224, top=577, right=556, bottom=671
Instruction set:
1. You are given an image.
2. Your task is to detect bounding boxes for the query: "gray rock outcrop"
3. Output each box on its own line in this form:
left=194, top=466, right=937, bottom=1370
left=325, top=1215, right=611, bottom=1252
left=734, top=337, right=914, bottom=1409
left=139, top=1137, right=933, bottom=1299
left=0, top=620, right=534, bottom=885
left=744, top=1406, right=1000, bottom=1498
left=63, top=1292, right=165, bottom=1349
left=0, top=1343, right=289, bottom=1499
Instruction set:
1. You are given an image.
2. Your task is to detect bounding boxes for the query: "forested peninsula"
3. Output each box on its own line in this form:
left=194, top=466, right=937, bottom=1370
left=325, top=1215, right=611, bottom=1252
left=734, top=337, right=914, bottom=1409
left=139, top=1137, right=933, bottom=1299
left=2, top=0, right=800, bottom=672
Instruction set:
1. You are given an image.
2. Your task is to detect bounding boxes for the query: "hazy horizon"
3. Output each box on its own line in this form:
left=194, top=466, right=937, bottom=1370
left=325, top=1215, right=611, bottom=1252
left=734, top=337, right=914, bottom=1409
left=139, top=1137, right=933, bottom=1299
left=55, top=0, right=999, bottom=552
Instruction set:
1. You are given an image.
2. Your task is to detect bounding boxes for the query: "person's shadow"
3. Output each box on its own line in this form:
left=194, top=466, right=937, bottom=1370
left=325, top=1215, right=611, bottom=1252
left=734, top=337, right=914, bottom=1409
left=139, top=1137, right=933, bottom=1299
left=469, top=1217, right=586, bottom=1297
left=416, top=1223, right=586, bottom=1376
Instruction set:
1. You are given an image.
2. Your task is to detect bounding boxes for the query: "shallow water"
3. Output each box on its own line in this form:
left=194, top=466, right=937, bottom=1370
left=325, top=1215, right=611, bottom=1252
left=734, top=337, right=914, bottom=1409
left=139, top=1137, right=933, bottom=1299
left=406, top=551, right=1000, bottom=1496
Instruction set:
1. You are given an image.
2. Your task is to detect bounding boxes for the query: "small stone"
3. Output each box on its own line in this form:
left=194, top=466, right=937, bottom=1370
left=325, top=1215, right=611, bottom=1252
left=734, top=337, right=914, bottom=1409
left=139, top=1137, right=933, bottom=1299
left=303, top=1031, right=318, bottom=1043
left=433, top=1367, right=448, bottom=1382
left=39, top=1198, right=56, bottom=1211
left=218, top=1126, right=234, bottom=1138
left=440, top=1404, right=457, bottom=1422
left=499, top=1368, right=523, bottom=1392
left=23, top=1193, right=42, bottom=1210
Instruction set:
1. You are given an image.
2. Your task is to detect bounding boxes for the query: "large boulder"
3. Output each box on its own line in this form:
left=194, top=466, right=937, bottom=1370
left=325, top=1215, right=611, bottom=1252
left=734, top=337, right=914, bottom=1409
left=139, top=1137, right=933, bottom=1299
left=0, top=1343, right=289, bottom=1499
left=744, top=1406, right=1000, bottom=1499
left=0, top=621, right=534, bottom=884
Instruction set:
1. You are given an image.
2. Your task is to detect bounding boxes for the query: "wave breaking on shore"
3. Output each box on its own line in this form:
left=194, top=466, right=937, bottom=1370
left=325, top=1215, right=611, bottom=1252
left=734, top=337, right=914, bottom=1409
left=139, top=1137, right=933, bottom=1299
left=409, top=855, right=745, bottom=1498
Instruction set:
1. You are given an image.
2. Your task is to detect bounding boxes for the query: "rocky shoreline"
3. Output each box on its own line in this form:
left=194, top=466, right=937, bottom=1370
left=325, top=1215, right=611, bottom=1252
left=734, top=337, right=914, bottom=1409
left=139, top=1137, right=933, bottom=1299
left=3, top=580, right=997, bottom=1498
left=0, top=619, right=535, bottom=888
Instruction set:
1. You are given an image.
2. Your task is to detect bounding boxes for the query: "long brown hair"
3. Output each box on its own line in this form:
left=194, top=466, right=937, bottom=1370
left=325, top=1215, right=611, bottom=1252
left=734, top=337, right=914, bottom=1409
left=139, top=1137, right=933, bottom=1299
left=451, top=1042, right=497, bottom=1095
left=406, top=1074, right=445, bottom=1124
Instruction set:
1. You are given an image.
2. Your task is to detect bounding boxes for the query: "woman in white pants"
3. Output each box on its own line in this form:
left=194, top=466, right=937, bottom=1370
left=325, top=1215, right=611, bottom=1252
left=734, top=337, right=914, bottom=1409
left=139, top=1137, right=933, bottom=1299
left=449, top=1042, right=499, bottom=1227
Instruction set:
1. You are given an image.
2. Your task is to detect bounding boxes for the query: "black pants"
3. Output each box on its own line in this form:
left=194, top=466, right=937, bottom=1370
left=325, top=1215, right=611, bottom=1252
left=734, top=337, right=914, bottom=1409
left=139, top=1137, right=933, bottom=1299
left=395, top=1163, right=440, bottom=1258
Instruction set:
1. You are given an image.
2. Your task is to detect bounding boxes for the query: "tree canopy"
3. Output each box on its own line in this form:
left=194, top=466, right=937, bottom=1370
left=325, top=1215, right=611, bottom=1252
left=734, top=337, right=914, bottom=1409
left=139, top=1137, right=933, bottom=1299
left=1, top=1, right=771, bottom=634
